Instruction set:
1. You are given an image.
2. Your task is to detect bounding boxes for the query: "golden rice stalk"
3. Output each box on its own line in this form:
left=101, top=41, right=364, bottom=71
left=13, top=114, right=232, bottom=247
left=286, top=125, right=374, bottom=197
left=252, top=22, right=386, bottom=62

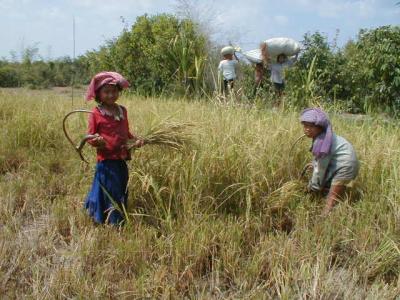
left=128, top=120, right=194, bottom=152
left=266, top=179, right=305, bottom=210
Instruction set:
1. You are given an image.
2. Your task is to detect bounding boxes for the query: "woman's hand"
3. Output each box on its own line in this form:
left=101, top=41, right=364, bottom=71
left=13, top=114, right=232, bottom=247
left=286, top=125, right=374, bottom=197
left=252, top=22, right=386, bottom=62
left=321, top=204, right=333, bottom=217
left=321, top=185, right=346, bottom=217
left=301, top=162, right=313, bottom=178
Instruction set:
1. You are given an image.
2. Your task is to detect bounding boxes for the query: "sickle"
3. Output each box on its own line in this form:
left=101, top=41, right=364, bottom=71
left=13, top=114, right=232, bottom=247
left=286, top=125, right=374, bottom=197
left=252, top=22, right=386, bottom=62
left=62, top=109, right=96, bottom=163
left=289, top=134, right=306, bottom=156
left=288, top=134, right=306, bottom=179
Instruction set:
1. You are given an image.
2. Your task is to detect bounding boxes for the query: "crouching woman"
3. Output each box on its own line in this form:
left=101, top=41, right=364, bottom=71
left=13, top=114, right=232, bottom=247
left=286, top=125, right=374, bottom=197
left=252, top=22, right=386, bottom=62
left=300, top=108, right=359, bottom=215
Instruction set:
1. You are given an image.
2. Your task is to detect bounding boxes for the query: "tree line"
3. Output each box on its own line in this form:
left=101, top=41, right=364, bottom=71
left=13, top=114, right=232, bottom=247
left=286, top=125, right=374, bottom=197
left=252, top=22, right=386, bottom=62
left=1, top=14, right=399, bottom=115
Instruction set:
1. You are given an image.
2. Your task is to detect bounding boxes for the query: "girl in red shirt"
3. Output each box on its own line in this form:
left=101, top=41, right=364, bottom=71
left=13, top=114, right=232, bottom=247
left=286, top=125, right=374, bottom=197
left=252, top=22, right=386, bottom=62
left=84, top=72, right=143, bottom=225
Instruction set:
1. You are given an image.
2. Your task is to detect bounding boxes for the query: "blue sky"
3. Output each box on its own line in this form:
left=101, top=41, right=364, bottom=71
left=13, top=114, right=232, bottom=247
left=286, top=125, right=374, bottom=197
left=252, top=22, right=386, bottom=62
left=1, top=0, right=399, bottom=60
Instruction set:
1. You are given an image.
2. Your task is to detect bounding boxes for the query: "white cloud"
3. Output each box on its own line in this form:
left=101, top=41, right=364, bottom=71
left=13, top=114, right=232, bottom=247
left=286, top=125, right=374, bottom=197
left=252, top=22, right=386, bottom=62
left=357, top=0, right=375, bottom=18
left=0, top=0, right=398, bottom=58
left=70, top=0, right=170, bottom=15
left=286, top=0, right=378, bottom=18
left=273, top=15, right=289, bottom=26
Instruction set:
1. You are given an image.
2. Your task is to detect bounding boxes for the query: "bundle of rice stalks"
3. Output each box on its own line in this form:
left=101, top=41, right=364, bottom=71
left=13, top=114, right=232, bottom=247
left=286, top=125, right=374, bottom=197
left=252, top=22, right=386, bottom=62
left=357, top=237, right=400, bottom=281
left=128, top=120, right=194, bottom=152
left=261, top=180, right=305, bottom=233
left=266, top=179, right=305, bottom=211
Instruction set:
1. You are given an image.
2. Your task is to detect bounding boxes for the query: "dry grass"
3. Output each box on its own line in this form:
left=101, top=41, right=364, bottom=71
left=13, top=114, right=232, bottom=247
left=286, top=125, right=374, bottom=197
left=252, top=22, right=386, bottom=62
left=0, top=88, right=399, bottom=299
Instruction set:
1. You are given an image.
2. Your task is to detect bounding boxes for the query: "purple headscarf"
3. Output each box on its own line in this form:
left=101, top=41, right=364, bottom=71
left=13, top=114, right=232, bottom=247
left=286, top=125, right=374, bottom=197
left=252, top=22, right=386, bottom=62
left=300, top=108, right=333, bottom=159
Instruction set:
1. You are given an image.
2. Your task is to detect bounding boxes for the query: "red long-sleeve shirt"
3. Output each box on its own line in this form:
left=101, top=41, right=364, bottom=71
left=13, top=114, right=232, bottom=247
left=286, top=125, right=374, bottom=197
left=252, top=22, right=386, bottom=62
left=88, top=105, right=135, bottom=161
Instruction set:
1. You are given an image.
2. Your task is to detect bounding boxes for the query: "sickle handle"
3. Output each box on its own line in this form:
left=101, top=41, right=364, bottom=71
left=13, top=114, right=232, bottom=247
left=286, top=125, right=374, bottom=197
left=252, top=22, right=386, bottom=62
left=62, top=109, right=93, bottom=163
left=77, top=134, right=99, bottom=151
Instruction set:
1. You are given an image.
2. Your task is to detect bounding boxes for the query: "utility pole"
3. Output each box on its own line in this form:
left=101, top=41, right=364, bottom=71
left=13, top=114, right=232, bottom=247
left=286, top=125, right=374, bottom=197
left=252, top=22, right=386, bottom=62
left=71, top=16, right=76, bottom=107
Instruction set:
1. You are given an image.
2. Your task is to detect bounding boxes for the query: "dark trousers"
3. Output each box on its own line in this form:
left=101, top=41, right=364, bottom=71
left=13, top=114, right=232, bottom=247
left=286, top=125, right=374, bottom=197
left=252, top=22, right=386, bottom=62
left=223, top=79, right=234, bottom=93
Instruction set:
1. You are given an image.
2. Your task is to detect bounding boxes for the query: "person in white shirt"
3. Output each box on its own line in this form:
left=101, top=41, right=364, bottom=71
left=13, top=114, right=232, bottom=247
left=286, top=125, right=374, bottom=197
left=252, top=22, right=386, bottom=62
left=269, top=53, right=298, bottom=96
left=218, top=52, right=239, bottom=94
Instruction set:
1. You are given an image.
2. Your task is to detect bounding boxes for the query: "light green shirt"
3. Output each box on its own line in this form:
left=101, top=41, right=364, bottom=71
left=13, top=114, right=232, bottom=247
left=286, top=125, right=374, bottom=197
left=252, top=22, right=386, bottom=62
left=309, top=134, right=359, bottom=191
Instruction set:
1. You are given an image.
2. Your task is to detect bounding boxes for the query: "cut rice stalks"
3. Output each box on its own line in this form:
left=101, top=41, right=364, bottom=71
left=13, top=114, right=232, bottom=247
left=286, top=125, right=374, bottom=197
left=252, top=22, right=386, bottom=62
left=128, top=120, right=195, bottom=152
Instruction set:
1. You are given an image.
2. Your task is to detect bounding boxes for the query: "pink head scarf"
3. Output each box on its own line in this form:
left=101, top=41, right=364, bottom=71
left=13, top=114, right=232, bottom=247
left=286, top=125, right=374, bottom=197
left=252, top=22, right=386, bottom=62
left=85, top=71, right=130, bottom=101
left=300, top=108, right=333, bottom=159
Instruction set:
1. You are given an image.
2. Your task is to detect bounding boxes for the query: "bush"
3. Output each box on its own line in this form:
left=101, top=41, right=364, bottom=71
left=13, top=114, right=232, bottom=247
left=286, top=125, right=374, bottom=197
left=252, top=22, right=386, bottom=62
left=343, top=26, right=400, bottom=115
left=285, top=26, right=400, bottom=115
left=0, top=64, right=20, bottom=87
left=85, top=14, right=208, bottom=96
left=1, top=24, right=399, bottom=116
left=285, top=32, right=347, bottom=108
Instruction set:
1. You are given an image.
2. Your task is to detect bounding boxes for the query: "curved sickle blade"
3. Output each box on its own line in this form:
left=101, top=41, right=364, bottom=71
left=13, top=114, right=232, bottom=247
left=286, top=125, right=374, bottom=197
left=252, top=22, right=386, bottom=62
left=300, top=163, right=313, bottom=178
left=62, top=109, right=93, bottom=163
left=289, top=134, right=306, bottom=156
left=288, top=134, right=306, bottom=180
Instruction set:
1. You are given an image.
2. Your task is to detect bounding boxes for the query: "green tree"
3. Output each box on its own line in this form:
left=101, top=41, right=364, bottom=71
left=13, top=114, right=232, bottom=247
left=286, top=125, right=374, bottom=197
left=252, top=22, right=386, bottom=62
left=343, top=26, right=400, bottom=115
left=285, top=32, right=346, bottom=107
left=85, top=14, right=208, bottom=95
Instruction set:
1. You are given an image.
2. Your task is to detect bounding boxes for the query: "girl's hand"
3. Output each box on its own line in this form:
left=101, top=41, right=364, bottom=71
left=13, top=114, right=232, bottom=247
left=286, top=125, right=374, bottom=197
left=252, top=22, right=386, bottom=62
left=91, top=136, right=106, bottom=149
left=133, top=138, right=145, bottom=148
left=124, top=138, right=145, bottom=150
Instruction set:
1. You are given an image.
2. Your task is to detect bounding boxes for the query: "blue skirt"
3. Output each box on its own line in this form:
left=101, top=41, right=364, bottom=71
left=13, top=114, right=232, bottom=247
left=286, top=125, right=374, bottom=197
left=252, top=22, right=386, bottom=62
left=85, top=160, right=129, bottom=225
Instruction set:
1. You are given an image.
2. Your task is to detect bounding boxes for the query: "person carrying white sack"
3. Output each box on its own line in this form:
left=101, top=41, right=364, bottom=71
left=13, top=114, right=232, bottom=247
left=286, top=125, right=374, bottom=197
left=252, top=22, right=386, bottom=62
left=218, top=46, right=239, bottom=94
left=268, top=50, right=298, bottom=96
left=238, top=38, right=300, bottom=98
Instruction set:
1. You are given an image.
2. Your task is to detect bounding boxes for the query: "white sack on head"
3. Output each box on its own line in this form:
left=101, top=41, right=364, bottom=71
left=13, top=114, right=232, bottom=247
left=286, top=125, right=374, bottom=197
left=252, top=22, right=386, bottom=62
left=241, top=38, right=300, bottom=64
left=242, top=49, right=263, bottom=64
left=264, top=37, right=300, bottom=60
left=221, top=46, right=235, bottom=56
